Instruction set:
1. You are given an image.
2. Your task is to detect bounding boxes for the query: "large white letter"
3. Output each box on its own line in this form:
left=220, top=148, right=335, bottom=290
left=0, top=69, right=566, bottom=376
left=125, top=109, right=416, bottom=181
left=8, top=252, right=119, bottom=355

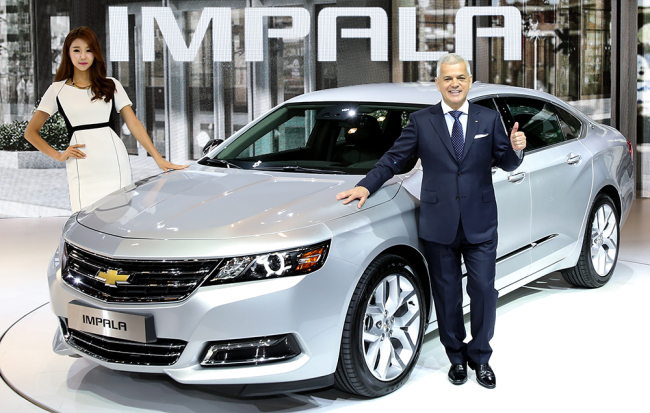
left=399, top=7, right=447, bottom=61
left=455, top=6, right=521, bottom=61
left=142, top=7, right=231, bottom=62
left=318, top=7, right=388, bottom=62
left=245, top=8, right=310, bottom=62
left=109, top=7, right=129, bottom=62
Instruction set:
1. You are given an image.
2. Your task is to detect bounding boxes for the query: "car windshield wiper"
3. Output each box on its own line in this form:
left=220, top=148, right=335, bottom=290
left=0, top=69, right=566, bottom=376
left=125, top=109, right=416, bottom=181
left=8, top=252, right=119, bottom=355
left=255, top=165, right=347, bottom=175
left=201, top=158, right=242, bottom=169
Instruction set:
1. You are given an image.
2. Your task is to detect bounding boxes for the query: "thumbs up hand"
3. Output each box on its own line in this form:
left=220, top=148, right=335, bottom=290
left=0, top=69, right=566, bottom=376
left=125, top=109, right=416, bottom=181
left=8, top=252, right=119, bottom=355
left=510, top=122, right=526, bottom=151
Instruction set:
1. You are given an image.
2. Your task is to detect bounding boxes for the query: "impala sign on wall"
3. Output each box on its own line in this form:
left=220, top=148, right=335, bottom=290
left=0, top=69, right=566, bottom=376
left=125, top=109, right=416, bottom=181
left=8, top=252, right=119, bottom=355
left=108, top=6, right=522, bottom=63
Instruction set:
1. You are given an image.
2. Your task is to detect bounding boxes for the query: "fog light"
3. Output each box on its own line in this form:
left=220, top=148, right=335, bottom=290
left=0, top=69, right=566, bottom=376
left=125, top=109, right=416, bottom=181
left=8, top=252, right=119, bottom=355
left=201, top=334, right=301, bottom=367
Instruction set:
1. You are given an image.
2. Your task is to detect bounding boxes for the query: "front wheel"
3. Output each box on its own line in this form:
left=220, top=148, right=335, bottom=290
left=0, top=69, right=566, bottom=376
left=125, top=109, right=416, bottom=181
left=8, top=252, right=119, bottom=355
left=561, top=194, right=619, bottom=288
left=334, top=254, right=426, bottom=397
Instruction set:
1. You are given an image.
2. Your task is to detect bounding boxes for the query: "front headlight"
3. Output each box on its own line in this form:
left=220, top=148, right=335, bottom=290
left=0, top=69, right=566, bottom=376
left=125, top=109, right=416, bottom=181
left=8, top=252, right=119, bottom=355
left=203, top=241, right=330, bottom=285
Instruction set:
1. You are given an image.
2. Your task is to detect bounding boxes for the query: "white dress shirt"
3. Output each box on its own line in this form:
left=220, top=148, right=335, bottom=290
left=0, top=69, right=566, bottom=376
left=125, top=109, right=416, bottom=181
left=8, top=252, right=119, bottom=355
left=439, top=99, right=523, bottom=158
left=441, top=100, right=469, bottom=140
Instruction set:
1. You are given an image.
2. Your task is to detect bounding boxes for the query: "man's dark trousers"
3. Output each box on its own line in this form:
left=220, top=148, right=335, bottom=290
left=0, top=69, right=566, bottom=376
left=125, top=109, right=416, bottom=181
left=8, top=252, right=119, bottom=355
left=422, top=220, right=498, bottom=365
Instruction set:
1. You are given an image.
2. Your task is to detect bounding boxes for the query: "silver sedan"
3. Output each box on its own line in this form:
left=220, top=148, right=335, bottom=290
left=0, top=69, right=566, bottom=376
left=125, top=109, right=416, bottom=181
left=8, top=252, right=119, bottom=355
left=47, top=83, right=634, bottom=397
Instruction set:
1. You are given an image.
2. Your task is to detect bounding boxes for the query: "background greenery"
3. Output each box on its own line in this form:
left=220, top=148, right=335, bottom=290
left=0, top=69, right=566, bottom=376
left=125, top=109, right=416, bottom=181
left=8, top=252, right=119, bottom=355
left=0, top=111, right=68, bottom=151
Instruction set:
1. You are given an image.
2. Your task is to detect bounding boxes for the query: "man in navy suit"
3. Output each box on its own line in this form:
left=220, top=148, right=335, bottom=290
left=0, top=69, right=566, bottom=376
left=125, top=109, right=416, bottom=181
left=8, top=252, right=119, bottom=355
left=336, top=53, right=526, bottom=389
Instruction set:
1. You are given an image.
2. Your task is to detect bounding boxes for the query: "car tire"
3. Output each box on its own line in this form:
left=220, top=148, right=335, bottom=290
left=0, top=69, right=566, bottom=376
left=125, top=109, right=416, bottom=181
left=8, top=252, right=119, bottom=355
left=334, top=254, right=426, bottom=397
left=561, top=194, right=619, bottom=288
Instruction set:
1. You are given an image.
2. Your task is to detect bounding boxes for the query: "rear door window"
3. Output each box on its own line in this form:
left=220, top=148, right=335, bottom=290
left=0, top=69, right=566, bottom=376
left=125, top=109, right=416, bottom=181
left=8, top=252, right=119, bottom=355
left=472, top=97, right=498, bottom=111
left=502, top=97, right=566, bottom=151
left=554, top=105, right=584, bottom=141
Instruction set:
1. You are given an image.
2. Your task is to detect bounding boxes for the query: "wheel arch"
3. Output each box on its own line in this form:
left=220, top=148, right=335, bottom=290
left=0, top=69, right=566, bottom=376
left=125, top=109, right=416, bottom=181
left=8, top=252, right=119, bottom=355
left=380, top=245, right=433, bottom=324
left=560, top=183, right=621, bottom=288
left=595, top=184, right=622, bottom=218
left=557, top=183, right=622, bottom=272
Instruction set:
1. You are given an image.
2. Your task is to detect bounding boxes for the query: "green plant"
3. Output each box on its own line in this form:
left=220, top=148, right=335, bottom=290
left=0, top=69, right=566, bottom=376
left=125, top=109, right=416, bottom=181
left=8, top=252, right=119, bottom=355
left=0, top=111, right=68, bottom=151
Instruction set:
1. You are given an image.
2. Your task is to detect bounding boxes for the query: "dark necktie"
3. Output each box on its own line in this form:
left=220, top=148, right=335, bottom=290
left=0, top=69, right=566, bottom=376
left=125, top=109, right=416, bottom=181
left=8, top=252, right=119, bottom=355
left=449, top=110, right=464, bottom=163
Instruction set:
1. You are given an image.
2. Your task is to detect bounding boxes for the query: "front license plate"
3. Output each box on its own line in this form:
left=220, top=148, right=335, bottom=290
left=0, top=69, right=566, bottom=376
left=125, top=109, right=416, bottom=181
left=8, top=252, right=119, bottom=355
left=67, top=301, right=156, bottom=343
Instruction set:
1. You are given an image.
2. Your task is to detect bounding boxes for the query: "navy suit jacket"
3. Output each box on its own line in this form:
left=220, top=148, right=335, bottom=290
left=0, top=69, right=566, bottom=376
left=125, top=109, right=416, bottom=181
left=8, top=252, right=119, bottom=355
left=357, top=101, right=523, bottom=245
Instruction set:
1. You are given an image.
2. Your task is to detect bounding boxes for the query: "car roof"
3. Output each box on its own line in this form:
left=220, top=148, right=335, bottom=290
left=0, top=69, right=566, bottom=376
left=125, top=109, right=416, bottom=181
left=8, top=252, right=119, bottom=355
left=287, top=82, right=569, bottom=108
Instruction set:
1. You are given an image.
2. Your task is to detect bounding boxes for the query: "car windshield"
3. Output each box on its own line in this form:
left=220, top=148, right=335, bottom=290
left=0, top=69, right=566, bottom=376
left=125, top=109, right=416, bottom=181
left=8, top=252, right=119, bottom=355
left=201, top=103, right=425, bottom=175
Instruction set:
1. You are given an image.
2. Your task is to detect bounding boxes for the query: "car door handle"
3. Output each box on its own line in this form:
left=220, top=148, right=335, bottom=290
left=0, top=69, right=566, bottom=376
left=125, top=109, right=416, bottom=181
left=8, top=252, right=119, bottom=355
left=507, top=172, right=526, bottom=183
left=566, top=153, right=582, bottom=165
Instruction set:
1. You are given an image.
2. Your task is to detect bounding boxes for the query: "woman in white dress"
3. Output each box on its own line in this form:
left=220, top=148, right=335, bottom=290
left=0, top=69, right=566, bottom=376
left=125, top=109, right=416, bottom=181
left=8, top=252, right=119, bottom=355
left=25, top=27, right=186, bottom=212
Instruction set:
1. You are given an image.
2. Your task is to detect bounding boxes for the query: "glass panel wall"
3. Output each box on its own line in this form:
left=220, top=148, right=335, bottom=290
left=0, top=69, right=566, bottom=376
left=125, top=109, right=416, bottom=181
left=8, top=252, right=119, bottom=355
left=271, top=15, right=306, bottom=102
left=0, top=0, right=642, bottom=216
left=144, top=23, right=167, bottom=158
left=0, top=0, right=35, bottom=123
left=186, top=9, right=215, bottom=160
left=315, top=2, right=391, bottom=90
left=487, top=0, right=611, bottom=125
left=112, top=14, right=136, bottom=155
left=638, top=1, right=650, bottom=197
left=402, top=0, right=462, bottom=82
left=225, top=8, right=249, bottom=137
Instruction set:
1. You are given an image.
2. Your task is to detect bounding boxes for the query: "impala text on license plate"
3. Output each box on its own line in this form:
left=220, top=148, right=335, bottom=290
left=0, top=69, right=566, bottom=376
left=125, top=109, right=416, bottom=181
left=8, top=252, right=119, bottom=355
left=67, top=302, right=155, bottom=343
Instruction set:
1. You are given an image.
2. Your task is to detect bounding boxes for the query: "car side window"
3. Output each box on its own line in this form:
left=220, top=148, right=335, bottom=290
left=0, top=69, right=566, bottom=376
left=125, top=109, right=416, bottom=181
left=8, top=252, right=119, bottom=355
left=472, top=98, right=498, bottom=112
left=503, top=97, right=565, bottom=151
left=472, top=98, right=510, bottom=135
left=554, top=105, right=583, bottom=141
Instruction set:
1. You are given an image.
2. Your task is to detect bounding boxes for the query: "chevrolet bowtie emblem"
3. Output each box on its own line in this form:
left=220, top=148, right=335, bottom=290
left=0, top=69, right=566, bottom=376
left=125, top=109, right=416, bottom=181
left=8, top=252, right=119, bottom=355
left=96, top=269, right=130, bottom=287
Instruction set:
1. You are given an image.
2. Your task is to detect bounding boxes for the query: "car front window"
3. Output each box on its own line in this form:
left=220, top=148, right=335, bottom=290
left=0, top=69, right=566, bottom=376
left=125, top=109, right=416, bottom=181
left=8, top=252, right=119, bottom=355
left=204, top=103, right=423, bottom=175
left=236, top=108, right=316, bottom=158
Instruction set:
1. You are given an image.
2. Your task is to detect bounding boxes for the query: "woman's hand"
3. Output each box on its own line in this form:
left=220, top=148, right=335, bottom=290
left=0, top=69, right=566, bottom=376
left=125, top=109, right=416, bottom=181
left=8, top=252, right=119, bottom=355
left=155, top=157, right=189, bottom=172
left=57, top=144, right=86, bottom=162
left=120, top=105, right=189, bottom=172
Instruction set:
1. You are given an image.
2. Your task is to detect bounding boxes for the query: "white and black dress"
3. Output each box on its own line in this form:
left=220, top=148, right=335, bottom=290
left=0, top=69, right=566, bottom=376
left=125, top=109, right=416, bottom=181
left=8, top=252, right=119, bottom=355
left=37, top=77, right=133, bottom=212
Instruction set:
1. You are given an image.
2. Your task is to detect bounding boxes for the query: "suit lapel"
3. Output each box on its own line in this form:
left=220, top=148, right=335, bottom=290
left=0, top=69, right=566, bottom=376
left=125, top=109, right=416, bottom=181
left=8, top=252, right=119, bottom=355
left=428, top=103, right=456, bottom=161
left=461, top=102, right=480, bottom=163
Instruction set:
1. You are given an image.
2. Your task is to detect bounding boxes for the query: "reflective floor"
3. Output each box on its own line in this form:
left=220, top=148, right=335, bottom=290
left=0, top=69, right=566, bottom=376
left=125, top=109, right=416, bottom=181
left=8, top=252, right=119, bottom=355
left=1, top=199, right=649, bottom=413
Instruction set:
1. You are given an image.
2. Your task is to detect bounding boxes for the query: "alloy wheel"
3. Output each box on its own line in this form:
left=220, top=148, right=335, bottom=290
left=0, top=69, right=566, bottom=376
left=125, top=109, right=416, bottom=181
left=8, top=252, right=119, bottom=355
left=590, top=203, right=618, bottom=276
left=362, top=274, right=421, bottom=381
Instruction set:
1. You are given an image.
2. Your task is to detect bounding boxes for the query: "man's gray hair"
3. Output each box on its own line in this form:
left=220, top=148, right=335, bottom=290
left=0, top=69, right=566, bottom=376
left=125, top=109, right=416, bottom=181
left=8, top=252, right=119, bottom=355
left=436, top=53, right=472, bottom=78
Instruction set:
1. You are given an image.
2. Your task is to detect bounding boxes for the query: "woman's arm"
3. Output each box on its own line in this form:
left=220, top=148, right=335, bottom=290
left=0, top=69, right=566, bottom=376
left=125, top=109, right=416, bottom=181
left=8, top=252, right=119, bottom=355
left=120, top=105, right=188, bottom=171
left=24, top=110, right=85, bottom=162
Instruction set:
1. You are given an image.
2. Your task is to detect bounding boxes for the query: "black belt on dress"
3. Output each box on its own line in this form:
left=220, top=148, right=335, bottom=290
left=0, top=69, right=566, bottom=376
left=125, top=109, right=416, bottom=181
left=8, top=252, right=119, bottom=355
left=70, top=122, right=112, bottom=133
left=56, top=96, right=117, bottom=140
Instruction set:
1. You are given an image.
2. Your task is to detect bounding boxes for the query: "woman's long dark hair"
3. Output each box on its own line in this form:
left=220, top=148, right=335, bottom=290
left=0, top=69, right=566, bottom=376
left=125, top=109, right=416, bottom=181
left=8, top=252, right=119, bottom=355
left=54, top=26, right=114, bottom=102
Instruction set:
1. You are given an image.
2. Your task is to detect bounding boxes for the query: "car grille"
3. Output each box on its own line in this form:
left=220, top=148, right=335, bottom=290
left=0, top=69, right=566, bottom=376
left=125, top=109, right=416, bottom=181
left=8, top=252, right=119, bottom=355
left=62, top=320, right=186, bottom=366
left=62, top=243, right=220, bottom=303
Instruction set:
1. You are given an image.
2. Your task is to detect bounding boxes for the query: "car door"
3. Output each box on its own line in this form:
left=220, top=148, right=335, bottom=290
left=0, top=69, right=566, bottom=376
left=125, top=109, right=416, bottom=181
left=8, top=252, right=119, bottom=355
left=499, top=96, right=593, bottom=275
left=472, top=97, right=532, bottom=291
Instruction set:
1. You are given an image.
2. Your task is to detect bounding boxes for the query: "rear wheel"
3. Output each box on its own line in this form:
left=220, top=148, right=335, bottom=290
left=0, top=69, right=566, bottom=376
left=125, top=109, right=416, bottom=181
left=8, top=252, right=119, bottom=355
left=334, top=254, right=426, bottom=397
left=561, top=194, right=619, bottom=288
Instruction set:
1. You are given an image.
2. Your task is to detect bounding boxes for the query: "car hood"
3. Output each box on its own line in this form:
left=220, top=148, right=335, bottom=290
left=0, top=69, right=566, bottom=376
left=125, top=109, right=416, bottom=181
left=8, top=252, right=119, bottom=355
left=76, top=166, right=401, bottom=240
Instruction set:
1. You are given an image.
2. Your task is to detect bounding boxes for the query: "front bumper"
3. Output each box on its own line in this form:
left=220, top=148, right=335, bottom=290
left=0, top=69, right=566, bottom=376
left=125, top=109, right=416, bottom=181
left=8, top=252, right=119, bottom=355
left=47, top=236, right=361, bottom=388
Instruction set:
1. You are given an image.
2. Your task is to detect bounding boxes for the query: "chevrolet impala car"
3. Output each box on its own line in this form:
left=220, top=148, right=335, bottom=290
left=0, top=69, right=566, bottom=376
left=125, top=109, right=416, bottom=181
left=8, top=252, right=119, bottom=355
left=47, top=83, right=634, bottom=397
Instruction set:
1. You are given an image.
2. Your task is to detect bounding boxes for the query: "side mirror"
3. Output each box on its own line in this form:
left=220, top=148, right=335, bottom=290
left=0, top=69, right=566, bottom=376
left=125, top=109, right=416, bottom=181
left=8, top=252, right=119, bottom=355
left=202, top=138, right=224, bottom=156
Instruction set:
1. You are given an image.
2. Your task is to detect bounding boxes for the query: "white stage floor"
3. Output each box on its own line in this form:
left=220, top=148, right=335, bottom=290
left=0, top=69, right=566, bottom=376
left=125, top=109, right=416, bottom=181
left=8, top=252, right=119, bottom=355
left=1, top=200, right=649, bottom=413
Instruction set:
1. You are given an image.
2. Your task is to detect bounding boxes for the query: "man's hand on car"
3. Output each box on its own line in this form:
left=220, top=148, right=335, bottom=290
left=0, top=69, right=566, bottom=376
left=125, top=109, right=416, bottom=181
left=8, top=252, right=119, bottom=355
left=336, top=186, right=370, bottom=209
